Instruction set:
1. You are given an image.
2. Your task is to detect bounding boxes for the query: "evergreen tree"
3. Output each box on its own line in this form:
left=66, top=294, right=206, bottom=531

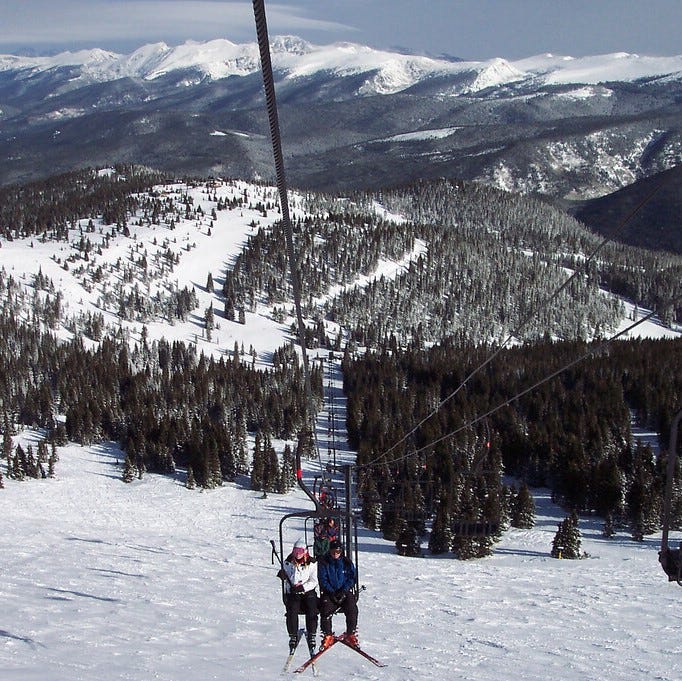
left=234, top=414, right=249, bottom=476
left=122, top=454, right=137, bottom=483
left=278, top=443, right=296, bottom=493
left=626, top=441, right=661, bottom=540
left=207, top=446, right=223, bottom=489
left=3, top=422, right=12, bottom=477
left=551, top=512, right=582, bottom=559
left=511, top=482, right=536, bottom=529
left=219, top=437, right=236, bottom=482
left=261, top=434, right=279, bottom=494
left=360, top=474, right=382, bottom=531
left=602, top=512, right=616, bottom=538
left=186, top=465, right=196, bottom=490
left=26, top=445, right=39, bottom=478
left=428, top=497, right=453, bottom=554
left=250, top=432, right=264, bottom=492
left=396, top=520, right=422, bottom=557
left=48, top=449, right=57, bottom=478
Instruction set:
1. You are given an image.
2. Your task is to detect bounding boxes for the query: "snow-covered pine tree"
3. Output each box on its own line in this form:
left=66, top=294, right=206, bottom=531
left=278, top=443, right=296, bottom=493
left=250, top=432, right=264, bottom=492
left=602, top=512, right=616, bottom=538
left=626, top=441, right=661, bottom=540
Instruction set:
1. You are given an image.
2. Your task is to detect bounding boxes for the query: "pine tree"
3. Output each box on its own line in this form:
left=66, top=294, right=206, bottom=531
left=278, top=443, right=295, bottom=493
left=396, top=520, right=422, bottom=557
left=511, top=482, right=536, bottom=529
left=220, top=437, right=236, bottom=482
left=262, top=434, right=279, bottom=493
left=626, top=441, right=661, bottom=540
left=234, top=415, right=249, bottom=476
left=250, top=432, right=264, bottom=492
left=186, top=466, right=196, bottom=490
left=602, top=512, right=616, bottom=538
left=207, top=442, right=223, bottom=489
left=122, top=455, right=137, bottom=483
left=48, top=449, right=57, bottom=478
left=428, top=497, right=452, bottom=554
left=13, top=444, right=26, bottom=480
left=3, top=422, right=12, bottom=478
left=551, top=512, right=582, bottom=559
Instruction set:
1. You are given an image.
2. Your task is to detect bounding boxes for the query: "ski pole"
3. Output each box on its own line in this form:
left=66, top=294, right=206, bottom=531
left=270, top=539, right=296, bottom=593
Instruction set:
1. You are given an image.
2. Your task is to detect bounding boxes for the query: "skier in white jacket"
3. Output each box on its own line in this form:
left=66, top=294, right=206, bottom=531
left=278, top=538, right=319, bottom=654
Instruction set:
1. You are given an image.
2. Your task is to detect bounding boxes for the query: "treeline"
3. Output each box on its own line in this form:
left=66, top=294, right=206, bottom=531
left=0, top=313, right=322, bottom=489
left=343, top=336, right=682, bottom=552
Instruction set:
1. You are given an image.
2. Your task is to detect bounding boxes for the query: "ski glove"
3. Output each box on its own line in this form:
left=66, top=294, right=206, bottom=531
left=294, top=584, right=305, bottom=593
left=333, top=589, right=346, bottom=604
left=277, top=569, right=287, bottom=581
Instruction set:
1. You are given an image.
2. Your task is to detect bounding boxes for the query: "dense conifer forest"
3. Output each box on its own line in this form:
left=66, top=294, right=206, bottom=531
left=0, top=313, right=321, bottom=490
left=342, top=335, right=682, bottom=553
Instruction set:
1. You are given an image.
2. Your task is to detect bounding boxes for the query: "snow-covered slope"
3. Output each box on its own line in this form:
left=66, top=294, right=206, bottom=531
left=1, top=170, right=680, bottom=679
left=0, top=175, right=676, bottom=364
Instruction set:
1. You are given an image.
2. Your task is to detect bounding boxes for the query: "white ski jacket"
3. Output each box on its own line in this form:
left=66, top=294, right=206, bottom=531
left=283, top=555, right=319, bottom=595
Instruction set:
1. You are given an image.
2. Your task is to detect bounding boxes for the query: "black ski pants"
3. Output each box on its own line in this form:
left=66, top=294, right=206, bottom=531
left=285, top=590, right=318, bottom=637
left=319, top=592, right=358, bottom=635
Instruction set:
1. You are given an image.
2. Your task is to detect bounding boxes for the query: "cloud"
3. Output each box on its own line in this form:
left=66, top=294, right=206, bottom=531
left=0, top=1, right=353, bottom=50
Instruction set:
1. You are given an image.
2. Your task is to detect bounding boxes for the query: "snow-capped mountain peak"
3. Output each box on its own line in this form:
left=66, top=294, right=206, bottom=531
left=2, top=37, right=680, bottom=91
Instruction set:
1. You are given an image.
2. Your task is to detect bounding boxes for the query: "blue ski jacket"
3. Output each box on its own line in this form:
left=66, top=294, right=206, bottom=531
left=318, top=553, right=356, bottom=594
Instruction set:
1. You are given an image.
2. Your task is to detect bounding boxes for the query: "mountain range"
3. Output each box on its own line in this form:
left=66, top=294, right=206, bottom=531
left=1, top=38, right=680, bottom=210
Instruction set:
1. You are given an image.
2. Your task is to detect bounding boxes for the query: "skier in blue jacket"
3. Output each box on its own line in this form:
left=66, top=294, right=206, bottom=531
left=317, top=539, right=359, bottom=649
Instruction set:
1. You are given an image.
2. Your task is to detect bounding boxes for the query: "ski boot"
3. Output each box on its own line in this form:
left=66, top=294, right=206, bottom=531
left=288, top=634, right=298, bottom=655
left=345, top=630, right=359, bottom=648
left=306, top=632, right=316, bottom=657
left=320, top=633, right=335, bottom=651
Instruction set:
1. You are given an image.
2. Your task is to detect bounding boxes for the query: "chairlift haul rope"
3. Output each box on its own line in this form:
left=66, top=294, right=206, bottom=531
left=252, top=0, right=323, bottom=477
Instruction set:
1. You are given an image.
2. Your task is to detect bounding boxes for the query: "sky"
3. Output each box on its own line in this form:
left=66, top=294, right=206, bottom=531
left=0, top=0, right=680, bottom=60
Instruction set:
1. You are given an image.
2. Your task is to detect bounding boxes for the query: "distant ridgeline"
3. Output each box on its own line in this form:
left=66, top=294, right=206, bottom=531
left=344, top=336, right=682, bottom=556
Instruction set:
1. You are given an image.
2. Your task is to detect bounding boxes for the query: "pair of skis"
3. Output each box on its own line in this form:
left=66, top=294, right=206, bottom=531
left=292, top=632, right=386, bottom=674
